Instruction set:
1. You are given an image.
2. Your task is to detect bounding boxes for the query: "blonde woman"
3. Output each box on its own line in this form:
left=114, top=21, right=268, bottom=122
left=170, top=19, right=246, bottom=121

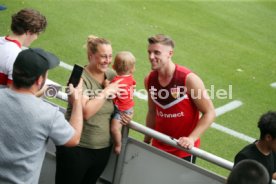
left=56, top=35, right=130, bottom=184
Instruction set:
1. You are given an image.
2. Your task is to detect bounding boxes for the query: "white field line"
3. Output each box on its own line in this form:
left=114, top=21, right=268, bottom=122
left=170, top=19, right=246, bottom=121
left=215, top=100, right=243, bottom=117
left=211, top=123, right=255, bottom=143
left=271, top=82, right=276, bottom=88
left=212, top=100, right=255, bottom=143
left=57, top=61, right=254, bottom=142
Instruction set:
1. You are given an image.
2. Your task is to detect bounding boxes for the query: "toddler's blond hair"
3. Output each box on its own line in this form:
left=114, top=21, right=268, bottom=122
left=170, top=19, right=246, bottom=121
left=113, top=51, right=136, bottom=75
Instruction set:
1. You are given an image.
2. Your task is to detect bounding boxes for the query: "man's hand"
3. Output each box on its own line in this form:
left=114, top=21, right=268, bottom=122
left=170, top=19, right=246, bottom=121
left=176, top=137, right=195, bottom=150
left=68, top=79, right=83, bottom=104
left=143, top=136, right=152, bottom=144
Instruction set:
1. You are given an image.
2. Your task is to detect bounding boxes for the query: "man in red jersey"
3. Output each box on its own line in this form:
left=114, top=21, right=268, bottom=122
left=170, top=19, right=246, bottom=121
left=144, top=34, right=215, bottom=163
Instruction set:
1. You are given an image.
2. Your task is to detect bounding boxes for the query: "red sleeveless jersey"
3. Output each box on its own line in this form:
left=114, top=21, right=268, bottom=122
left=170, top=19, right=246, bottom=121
left=147, top=65, right=200, bottom=158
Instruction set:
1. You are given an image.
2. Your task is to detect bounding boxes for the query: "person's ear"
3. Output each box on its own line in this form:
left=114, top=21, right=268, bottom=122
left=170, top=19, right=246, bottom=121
left=130, top=65, right=135, bottom=73
left=265, top=134, right=273, bottom=142
left=168, top=49, right=174, bottom=59
left=25, top=31, right=31, bottom=36
left=87, top=51, right=94, bottom=61
left=36, top=75, right=44, bottom=86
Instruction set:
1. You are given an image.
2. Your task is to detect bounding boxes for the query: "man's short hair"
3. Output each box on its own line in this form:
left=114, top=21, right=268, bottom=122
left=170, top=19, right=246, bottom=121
left=148, top=34, right=175, bottom=48
left=12, top=48, right=59, bottom=88
left=11, top=8, right=47, bottom=35
left=227, top=159, right=269, bottom=184
left=258, top=111, right=276, bottom=139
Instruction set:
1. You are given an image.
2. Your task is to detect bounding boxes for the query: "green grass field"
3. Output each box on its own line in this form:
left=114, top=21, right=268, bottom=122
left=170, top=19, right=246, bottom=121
left=1, top=0, right=276, bottom=177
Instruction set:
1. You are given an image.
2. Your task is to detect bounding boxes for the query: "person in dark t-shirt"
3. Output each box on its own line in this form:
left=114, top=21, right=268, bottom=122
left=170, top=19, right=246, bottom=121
left=234, top=111, right=276, bottom=184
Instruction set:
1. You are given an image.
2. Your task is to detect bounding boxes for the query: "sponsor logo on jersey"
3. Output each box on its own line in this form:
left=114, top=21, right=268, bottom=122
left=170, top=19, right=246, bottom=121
left=156, top=110, right=184, bottom=118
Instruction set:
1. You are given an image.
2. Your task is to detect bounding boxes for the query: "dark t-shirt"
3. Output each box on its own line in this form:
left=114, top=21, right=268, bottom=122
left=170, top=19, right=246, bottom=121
left=234, top=141, right=276, bottom=184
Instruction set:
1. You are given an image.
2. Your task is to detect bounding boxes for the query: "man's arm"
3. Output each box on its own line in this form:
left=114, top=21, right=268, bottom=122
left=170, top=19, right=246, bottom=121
left=177, top=73, right=215, bottom=149
left=144, top=75, right=156, bottom=144
left=64, top=81, right=83, bottom=147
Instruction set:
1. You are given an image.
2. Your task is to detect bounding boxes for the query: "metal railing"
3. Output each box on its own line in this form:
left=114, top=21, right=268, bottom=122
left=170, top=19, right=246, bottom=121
left=51, top=89, right=233, bottom=170
left=128, top=121, right=233, bottom=170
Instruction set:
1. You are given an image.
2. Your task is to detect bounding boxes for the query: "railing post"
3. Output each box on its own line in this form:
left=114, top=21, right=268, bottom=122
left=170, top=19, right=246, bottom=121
left=112, top=125, right=129, bottom=184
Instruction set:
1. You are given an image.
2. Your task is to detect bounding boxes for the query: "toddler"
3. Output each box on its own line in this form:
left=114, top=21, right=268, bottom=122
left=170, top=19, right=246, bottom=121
left=111, top=51, right=136, bottom=154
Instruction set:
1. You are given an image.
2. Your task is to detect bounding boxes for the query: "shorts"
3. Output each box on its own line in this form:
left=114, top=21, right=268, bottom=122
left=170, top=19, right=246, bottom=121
left=112, top=105, right=133, bottom=120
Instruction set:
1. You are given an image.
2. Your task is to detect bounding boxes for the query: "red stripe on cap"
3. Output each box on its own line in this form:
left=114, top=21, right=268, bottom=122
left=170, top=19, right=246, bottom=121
left=7, top=79, right=13, bottom=85
left=5, top=36, right=22, bottom=48
left=0, top=73, right=9, bottom=85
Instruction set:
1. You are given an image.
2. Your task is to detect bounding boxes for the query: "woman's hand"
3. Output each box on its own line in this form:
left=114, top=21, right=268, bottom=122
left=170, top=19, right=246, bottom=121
left=103, top=78, right=125, bottom=99
left=120, top=111, right=133, bottom=125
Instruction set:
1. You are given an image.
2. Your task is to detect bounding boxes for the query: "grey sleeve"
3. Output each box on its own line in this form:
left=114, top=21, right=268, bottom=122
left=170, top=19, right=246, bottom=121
left=49, top=110, right=75, bottom=146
